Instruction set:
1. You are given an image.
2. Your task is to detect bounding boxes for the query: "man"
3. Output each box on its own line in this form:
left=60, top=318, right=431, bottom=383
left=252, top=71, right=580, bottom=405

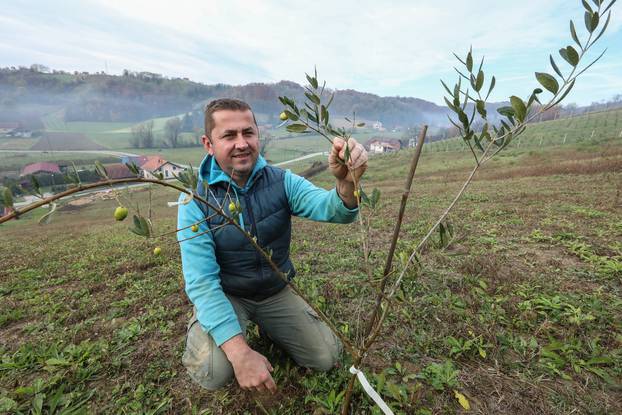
left=177, top=98, right=367, bottom=393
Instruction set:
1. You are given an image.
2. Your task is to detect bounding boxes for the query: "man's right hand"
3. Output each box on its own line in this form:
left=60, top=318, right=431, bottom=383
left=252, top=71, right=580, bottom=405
left=221, top=335, right=276, bottom=393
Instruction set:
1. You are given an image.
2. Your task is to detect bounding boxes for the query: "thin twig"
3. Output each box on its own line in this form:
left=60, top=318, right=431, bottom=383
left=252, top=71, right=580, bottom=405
left=341, top=127, right=427, bottom=415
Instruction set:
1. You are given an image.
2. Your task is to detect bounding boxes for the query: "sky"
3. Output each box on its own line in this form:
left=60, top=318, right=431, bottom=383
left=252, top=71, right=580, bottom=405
left=1, top=0, right=621, bottom=106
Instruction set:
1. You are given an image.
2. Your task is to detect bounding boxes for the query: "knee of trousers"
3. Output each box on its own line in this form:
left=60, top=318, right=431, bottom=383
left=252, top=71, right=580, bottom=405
left=182, top=321, right=234, bottom=390
left=300, top=338, right=342, bottom=372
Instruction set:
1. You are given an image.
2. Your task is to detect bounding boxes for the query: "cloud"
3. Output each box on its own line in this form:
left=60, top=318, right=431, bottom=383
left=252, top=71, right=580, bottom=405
left=1, top=0, right=619, bottom=105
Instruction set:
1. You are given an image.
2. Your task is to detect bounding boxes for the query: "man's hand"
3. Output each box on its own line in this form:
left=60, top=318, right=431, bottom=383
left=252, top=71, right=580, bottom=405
left=221, top=335, right=276, bottom=393
left=328, top=137, right=368, bottom=183
left=328, top=137, right=368, bottom=208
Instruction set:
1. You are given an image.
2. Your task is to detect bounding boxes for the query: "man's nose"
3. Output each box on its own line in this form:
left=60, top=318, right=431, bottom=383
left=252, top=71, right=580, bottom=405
left=234, top=133, right=249, bottom=148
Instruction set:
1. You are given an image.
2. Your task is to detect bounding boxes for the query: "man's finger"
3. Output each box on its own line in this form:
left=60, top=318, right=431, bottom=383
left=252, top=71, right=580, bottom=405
left=348, top=147, right=362, bottom=164
left=352, top=150, right=368, bottom=169
left=349, top=147, right=366, bottom=168
left=265, top=377, right=277, bottom=394
left=331, top=137, right=344, bottom=155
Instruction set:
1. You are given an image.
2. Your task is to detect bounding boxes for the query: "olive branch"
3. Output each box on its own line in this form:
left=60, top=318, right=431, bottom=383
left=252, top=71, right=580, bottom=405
left=276, top=1, right=615, bottom=412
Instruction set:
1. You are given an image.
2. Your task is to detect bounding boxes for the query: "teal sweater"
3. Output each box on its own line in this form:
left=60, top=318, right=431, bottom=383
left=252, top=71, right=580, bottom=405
left=177, top=154, right=358, bottom=346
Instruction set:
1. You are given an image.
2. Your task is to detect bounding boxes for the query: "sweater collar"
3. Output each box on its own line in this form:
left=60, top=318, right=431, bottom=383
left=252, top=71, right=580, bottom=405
left=198, top=153, right=267, bottom=191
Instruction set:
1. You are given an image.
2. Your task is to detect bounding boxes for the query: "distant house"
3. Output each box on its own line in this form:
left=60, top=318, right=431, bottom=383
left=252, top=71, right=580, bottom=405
left=20, top=162, right=61, bottom=176
left=372, top=121, right=385, bottom=131
left=139, top=156, right=185, bottom=179
left=9, top=129, right=32, bottom=138
left=103, top=163, right=135, bottom=179
left=365, top=138, right=401, bottom=154
left=0, top=122, right=20, bottom=135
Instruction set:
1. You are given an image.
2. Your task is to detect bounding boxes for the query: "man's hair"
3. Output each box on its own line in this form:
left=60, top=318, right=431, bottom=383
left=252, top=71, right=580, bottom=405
left=204, top=98, right=257, bottom=138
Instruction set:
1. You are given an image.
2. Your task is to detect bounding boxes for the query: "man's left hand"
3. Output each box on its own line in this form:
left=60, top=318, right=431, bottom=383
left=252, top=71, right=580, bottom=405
left=328, top=137, right=368, bottom=183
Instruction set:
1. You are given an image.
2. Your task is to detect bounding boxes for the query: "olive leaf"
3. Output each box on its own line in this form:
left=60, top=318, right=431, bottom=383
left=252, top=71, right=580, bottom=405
left=129, top=214, right=152, bottom=238
left=173, top=164, right=198, bottom=189
left=559, top=46, right=579, bottom=66
left=284, top=110, right=299, bottom=121
left=305, top=72, right=319, bottom=89
left=125, top=162, right=141, bottom=176
left=2, top=187, right=14, bottom=209
left=535, top=72, right=559, bottom=94
left=466, top=48, right=473, bottom=72
left=475, top=70, right=484, bottom=92
left=30, top=175, right=43, bottom=198
left=550, top=55, right=564, bottom=78
left=476, top=100, right=487, bottom=118
left=570, top=20, right=582, bottom=48
left=286, top=123, right=308, bottom=133
left=95, top=160, right=109, bottom=179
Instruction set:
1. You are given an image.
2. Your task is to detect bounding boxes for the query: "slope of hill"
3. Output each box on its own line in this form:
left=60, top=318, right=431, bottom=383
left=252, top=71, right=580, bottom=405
left=425, top=107, right=622, bottom=153
left=0, top=67, right=453, bottom=128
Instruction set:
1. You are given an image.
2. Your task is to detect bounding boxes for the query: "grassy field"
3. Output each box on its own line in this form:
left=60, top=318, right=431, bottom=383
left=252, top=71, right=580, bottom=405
left=1, top=135, right=620, bottom=414
left=426, top=107, right=622, bottom=153
left=0, top=139, right=39, bottom=151
left=0, top=152, right=120, bottom=174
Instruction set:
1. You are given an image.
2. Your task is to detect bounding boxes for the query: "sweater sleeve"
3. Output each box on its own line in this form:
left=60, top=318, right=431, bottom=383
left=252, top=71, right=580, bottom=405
left=177, top=193, right=242, bottom=346
left=284, top=170, right=358, bottom=223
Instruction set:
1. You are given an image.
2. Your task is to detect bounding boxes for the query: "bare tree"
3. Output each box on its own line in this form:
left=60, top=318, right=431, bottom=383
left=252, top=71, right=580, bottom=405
left=130, top=120, right=155, bottom=148
left=193, top=128, right=202, bottom=146
left=165, top=118, right=182, bottom=148
left=259, top=131, right=273, bottom=157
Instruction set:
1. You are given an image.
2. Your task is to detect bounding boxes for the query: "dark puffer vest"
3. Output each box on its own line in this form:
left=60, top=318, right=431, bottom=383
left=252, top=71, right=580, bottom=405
left=196, top=162, right=294, bottom=301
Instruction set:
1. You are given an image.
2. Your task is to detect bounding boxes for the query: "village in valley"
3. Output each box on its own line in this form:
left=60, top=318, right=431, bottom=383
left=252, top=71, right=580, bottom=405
left=0, top=109, right=418, bottom=214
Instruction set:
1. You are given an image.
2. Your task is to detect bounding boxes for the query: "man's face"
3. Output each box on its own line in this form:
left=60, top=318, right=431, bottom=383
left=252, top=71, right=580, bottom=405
left=203, top=109, right=260, bottom=185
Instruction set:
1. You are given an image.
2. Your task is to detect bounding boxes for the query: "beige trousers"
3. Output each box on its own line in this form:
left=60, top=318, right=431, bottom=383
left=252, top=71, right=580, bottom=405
left=182, top=286, right=342, bottom=390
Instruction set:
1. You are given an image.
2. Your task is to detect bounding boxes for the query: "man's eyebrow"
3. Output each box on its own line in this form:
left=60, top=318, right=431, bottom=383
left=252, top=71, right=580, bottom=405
left=221, top=126, right=255, bottom=136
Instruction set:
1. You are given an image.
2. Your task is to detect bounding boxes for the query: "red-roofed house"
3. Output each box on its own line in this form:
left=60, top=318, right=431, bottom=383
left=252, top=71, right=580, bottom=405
left=103, top=163, right=135, bottom=179
left=140, top=156, right=167, bottom=172
left=140, top=156, right=185, bottom=179
left=20, top=162, right=61, bottom=177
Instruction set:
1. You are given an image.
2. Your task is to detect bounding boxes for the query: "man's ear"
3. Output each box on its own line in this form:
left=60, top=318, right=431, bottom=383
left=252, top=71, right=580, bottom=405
left=202, top=135, right=214, bottom=155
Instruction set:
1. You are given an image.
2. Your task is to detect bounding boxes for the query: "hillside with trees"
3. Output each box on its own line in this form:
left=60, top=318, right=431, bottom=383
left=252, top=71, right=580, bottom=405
left=0, top=66, right=454, bottom=128
left=2, top=66, right=620, bottom=132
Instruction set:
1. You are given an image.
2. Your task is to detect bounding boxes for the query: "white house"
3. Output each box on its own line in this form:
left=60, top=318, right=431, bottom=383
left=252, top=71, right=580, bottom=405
left=140, top=156, right=185, bottom=179
left=366, top=138, right=401, bottom=154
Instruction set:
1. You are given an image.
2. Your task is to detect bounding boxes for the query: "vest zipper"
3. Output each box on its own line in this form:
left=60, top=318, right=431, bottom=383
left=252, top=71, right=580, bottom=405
left=244, top=193, right=263, bottom=277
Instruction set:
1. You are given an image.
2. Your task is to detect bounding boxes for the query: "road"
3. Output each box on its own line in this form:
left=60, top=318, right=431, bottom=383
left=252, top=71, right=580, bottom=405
left=274, top=152, right=327, bottom=166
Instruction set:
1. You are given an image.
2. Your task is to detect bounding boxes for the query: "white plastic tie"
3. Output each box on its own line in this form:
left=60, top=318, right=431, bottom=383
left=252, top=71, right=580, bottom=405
left=349, top=366, right=394, bottom=415
left=167, top=190, right=194, bottom=207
